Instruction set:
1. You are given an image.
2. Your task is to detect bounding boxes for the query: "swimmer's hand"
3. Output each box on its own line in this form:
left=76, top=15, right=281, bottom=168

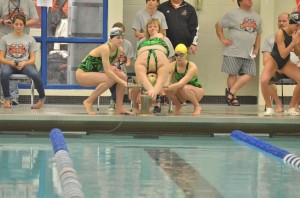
left=145, top=89, right=157, bottom=100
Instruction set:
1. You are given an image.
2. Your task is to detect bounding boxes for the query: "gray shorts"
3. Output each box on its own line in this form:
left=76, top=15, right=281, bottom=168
left=221, top=56, right=256, bottom=76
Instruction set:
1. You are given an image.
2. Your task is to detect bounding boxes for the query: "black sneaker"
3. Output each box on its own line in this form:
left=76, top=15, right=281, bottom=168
left=153, top=105, right=161, bottom=113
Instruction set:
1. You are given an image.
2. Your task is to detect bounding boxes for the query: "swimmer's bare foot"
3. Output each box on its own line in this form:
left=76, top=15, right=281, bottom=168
left=174, top=104, right=182, bottom=115
left=83, top=100, right=96, bottom=115
left=133, top=107, right=140, bottom=114
left=4, top=99, right=11, bottom=108
left=116, top=109, right=136, bottom=115
left=132, top=102, right=140, bottom=114
left=276, top=103, right=283, bottom=113
left=193, top=105, right=201, bottom=116
left=32, top=98, right=45, bottom=109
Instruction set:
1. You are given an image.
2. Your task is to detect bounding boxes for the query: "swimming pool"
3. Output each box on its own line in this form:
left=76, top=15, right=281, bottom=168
left=1, top=134, right=300, bottom=198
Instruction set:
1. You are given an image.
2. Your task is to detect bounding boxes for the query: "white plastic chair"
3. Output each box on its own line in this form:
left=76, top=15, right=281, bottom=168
left=0, top=74, right=34, bottom=108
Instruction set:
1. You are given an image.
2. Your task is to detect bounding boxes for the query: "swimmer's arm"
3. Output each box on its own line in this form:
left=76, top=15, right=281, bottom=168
left=294, top=45, right=300, bottom=56
left=294, top=30, right=300, bottom=56
left=164, top=70, right=173, bottom=87
left=276, top=29, right=295, bottom=59
left=166, top=63, right=197, bottom=91
left=101, top=46, right=126, bottom=86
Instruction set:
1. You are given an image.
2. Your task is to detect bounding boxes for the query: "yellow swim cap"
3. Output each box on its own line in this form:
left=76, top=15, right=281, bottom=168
left=175, top=43, right=187, bottom=54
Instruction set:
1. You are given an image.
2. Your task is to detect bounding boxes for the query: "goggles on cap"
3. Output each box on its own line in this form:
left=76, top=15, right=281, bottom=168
left=289, top=12, right=300, bottom=25
left=174, top=52, right=186, bottom=57
left=110, top=27, right=124, bottom=39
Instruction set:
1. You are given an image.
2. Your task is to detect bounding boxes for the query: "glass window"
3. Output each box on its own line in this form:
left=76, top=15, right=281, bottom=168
left=47, top=43, right=100, bottom=85
left=47, top=0, right=103, bottom=39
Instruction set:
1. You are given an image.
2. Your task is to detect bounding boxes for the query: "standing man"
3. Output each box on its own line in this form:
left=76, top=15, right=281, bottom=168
left=0, top=0, right=39, bottom=105
left=215, top=0, right=261, bottom=106
left=158, top=0, right=199, bottom=55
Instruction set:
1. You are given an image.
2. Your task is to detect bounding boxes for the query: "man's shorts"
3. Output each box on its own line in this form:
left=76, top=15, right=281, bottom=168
left=221, top=56, right=256, bottom=76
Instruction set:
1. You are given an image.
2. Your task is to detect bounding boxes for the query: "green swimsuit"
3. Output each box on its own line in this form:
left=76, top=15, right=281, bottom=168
left=137, top=37, right=170, bottom=73
left=79, top=44, right=118, bottom=72
left=174, top=61, right=202, bottom=88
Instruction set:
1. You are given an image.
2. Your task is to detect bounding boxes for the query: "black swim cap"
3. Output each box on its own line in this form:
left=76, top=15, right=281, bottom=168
left=289, top=12, right=300, bottom=24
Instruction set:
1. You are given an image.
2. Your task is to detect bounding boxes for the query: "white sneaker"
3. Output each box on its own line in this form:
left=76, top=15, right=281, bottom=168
left=264, top=108, right=274, bottom=116
left=11, top=98, right=19, bottom=105
left=108, top=99, right=116, bottom=111
left=287, top=108, right=300, bottom=116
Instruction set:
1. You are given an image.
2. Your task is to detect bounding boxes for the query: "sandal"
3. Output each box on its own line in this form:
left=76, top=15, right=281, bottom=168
left=226, top=88, right=240, bottom=106
left=231, top=97, right=240, bottom=106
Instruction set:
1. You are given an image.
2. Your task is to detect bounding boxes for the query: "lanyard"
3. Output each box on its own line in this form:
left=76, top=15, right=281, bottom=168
left=7, top=0, right=20, bottom=20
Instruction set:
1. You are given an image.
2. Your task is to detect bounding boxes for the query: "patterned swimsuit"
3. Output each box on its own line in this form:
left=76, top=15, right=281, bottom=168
left=174, top=61, right=202, bottom=88
left=137, top=37, right=169, bottom=73
left=79, top=44, right=118, bottom=72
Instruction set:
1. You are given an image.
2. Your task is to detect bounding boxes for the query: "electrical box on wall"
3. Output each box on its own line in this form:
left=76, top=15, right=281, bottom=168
left=68, top=0, right=104, bottom=37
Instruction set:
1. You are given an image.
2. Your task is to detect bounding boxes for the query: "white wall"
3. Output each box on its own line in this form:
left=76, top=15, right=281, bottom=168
left=123, top=0, right=299, bottom=104
left=123, top=0, right=261, bottom=97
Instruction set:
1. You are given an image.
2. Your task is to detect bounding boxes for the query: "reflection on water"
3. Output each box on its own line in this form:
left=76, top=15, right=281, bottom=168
left=0, top=136, right=300, bottom=198
left=0, top=149, right=60, bottom=198
left=145, top=148, right=223, bottom=198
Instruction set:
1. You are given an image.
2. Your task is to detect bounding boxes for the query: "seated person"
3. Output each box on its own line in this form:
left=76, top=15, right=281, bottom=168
left=164, top=44, right=204, bottom=116
left=0, top=14, right=45, bottom=109
left=260, top=11, right=300, bottom=116
left=75, top=27, right=133, bottom=115
left=132, top=18, right=174, bottom=113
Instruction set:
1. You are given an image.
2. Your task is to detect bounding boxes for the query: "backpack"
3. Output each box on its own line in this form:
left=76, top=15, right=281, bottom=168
left=49, top=0, right=67, bottom=31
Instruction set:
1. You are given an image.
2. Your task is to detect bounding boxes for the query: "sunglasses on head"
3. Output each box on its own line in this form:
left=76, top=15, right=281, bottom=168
left=174, top=52, right=186, bottom=57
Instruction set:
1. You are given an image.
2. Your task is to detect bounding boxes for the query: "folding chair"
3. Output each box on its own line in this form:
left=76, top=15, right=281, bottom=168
left=275, top=75, right=296, bottom=106
left=0, top=74, right=35, bottom=108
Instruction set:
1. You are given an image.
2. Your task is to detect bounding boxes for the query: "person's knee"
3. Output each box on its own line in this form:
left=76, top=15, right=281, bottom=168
left=260, top=74, right=270, bottom=85
left=199, top=88, right=205, bottom=95
left=1, top=65, right=12, bottom=76
left=180, top=86, right=189, bottom=93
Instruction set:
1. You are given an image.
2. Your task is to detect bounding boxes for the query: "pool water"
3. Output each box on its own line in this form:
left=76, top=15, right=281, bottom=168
left=0, top=134, right=300, bottom=198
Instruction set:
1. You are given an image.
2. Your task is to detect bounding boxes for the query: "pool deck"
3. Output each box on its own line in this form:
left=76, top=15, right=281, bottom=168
left=0, top=103, right=300, bottom=136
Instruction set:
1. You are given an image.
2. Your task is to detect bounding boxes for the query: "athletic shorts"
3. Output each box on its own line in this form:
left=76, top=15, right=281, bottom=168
left=221, top=56, right=256, bottom=76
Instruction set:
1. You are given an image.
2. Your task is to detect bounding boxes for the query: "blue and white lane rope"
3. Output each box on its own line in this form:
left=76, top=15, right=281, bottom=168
left=50, top=128, right=84, bottom=198
left=231, top=130, right=300, bottom=171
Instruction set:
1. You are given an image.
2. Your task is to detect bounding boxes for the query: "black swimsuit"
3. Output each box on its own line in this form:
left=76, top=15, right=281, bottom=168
left=270, top=29, right=292, bottom=70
